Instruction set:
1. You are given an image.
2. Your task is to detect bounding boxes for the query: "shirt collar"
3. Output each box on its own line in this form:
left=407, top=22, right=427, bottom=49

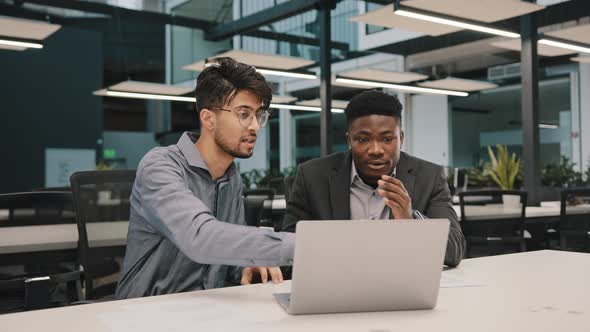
left=178, top=132, right=208, bottom=170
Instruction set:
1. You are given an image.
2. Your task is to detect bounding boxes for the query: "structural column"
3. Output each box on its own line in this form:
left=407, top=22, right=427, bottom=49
left=520, top=13, right=541, bottom=205
left=319, top=0, right=334, bottom=156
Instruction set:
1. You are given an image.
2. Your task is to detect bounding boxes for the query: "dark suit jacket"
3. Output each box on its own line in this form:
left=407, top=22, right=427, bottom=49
left=282, top=151, right=466, bottom=267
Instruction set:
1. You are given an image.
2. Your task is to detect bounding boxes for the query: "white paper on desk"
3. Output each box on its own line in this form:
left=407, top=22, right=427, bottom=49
left=440, top=273, right=485, bottom=288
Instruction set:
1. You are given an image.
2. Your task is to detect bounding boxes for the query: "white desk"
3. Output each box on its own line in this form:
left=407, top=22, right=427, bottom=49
left=0, top=221, right=128, bottom=255
left=270, top=199, right=590, bottom=220
left=1, top=250, right=588, bottom=331
left=453, top=203, right=590, bottom=221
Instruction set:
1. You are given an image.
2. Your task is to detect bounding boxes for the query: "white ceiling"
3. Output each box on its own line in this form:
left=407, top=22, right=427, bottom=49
left=95, top=81, right=194, bottom=95
left=338, top=68, right=428, bottom=84
left=490, top=39, right=576, bottom=56
left=544, top=23, right=590, bottom=45
left=403, top=0, right=544, bottom=23
left=350, top=0, right=543, bottom=37
left=350, top=5, right=461, bottom=36
left=0, top=16, right=61, bottom=40
left=296, top=99, right=349, bottom=109
left=183, top=49, right=315, bottom=71
left=571, top=56, right=590, bottom=63
left=272, top=95, right=297, bottom=104
left=418, top=78, right=498, bottom=92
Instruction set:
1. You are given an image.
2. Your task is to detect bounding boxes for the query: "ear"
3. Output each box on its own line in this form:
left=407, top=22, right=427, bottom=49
left=199, top=109, right=216, bottom=131
left=400, top=129, right=405, bottom=146
left=345, top=132, right=351, bottom=149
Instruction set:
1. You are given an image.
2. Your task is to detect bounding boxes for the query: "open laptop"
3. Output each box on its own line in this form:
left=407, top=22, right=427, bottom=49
left=274, top=219, right=450, bottom=315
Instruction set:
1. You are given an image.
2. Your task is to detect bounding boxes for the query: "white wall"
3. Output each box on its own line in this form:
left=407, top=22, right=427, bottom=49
left=408, top=95, right=450, bottom=166
left=103, top=131, right=158, bottom=169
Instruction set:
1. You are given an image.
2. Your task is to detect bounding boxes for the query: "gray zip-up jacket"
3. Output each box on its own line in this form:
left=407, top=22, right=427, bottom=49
left=116, top=132, right=295, bottom=299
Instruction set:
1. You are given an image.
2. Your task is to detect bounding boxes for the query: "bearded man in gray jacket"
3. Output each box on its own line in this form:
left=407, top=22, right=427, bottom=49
left=116, top=57, right=294, bottom=299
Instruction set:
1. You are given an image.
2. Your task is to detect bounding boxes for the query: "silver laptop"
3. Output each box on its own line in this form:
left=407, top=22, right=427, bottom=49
left=274, top=219, right=450, bottom=315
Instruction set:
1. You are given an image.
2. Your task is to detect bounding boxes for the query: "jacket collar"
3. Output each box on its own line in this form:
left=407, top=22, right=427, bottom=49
left=329, top=151, right=352, bottom=220
left=177, top=131, right=237, bottom=180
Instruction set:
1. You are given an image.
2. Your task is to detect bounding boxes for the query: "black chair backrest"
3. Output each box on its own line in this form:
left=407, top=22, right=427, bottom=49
left=459, top=190, right=528, bottom=253
left=0, top=191, right=75, bottom=226
left=70, top=170, right=136, bottom=300
left=243, top=188, right=275, bottom=227
left=0, top=191, right=79, bottom=312
left=560, top=188, right=590, bottom=233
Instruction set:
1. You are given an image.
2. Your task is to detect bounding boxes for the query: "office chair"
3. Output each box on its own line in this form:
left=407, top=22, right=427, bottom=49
left=70, top=170, right=135, bottom=300
left=558, top=188, right=590, bottom=252
left=459, top=190, right=528, bottom=257
left=0, top=191, right=80, bottom=313
left=243, top=188, right=275, bottom=227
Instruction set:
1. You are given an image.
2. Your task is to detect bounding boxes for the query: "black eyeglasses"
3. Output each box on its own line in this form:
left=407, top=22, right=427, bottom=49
left=216, top=106, right=271, bottom=128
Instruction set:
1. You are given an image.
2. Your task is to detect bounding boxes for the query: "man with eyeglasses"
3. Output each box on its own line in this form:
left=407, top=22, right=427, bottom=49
left=116, top=57, right=294, bottom=299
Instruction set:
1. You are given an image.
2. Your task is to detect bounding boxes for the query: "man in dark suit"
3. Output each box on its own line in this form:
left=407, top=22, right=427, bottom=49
left=283, top=90, right=465, bottom=267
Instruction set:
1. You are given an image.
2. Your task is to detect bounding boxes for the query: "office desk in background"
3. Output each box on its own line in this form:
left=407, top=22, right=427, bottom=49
left=0, top=216, right=128, bottom=265
left=452, top=202, right=590, bottom=221
left=0, top=250, right=588, bottom=331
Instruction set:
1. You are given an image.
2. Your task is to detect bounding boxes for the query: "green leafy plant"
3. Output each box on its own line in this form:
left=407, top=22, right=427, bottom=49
left=486, top=145, right=521, bottom=190
left=541, top=156, right=584, bottom=188
left=240, top=167, right=297, bottom=189
left=466, top=161, right=496, bottom=188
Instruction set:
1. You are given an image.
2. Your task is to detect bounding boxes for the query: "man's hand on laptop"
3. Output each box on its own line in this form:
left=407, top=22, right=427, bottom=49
left=377, top=175, right=413, bottom=219
left=241, top=267, right=284, bottom=285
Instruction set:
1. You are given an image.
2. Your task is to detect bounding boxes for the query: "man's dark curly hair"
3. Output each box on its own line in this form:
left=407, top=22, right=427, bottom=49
left=195, top=57, right=272, bottom=113
left=344, top=90, right=403, bottom=128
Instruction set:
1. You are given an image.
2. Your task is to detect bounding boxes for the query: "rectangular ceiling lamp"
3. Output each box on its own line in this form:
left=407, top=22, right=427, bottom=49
left=104, top=90, right=196, bottom=102
left=393, top=6, right=520, bottom=39
left=539, top=123, right=559, bottom=129
left=335, top=77, right=469, bottom=97
left=0, top=37, right=43, bottom=50
left=94, top=81, right=196, bottom=102
left=269, top=103, right=344, bottom=113
left=255, top=68, right=317, bottom=80
left=538, top=38, right=590, bottom=55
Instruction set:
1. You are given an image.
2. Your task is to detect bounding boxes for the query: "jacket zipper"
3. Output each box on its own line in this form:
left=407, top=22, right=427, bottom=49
left=203, top=178, right=230, bottom=289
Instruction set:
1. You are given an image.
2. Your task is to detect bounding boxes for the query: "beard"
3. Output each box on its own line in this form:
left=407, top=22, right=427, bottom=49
left=213, top=128, right=254, bottom=159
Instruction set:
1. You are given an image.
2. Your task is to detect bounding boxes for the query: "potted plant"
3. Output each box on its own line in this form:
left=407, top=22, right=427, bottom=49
left=540, top=156, right=586, bottom=201
left=486, top=145, right=522, bottom=208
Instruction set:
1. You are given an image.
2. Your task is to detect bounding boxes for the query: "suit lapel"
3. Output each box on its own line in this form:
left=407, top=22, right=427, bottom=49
left=329, top=152, right=352, bottom=219
left=396, top=152, right=416, bottom=203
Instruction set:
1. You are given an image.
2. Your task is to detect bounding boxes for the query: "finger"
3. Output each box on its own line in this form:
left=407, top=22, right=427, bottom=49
left=259, top=267, right=269, bottom=284
left=383, top=197, right=402, bottom=210
left=241, top=268, right=252, bottom=285
left=377, top=180, right=407, bottom=197
left=269, top=267, right=283, bottom=284
left=377, top=188, right=409, bottom=205
left=380, top=176, right=408, bottom=193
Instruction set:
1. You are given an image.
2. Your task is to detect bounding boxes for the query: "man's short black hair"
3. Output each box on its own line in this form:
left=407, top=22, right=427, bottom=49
left=195, top=57, right=272, bottom=113
left=344, top=90, right=403, bottom=127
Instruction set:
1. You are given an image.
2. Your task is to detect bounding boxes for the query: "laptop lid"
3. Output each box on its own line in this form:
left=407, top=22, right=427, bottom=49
left=286, top=219, right=450, bottom=315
